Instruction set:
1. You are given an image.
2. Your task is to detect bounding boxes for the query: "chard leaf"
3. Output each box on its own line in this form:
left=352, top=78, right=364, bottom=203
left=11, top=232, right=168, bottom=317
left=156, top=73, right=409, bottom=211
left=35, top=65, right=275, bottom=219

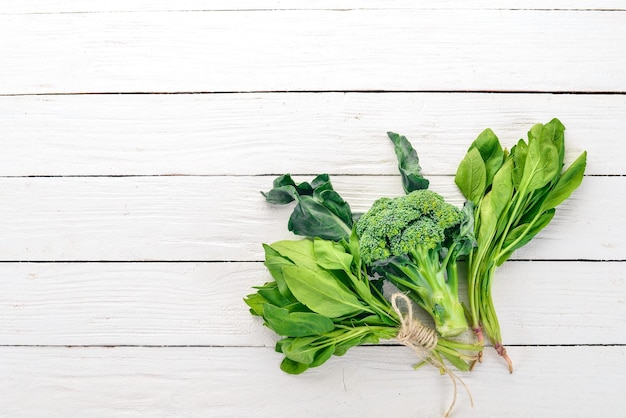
left=469, top=128, right=504, bottom=187
left=281, top=265, right=371, bottom=318
left=262, top=304, right=335, bottom=337
left=387, top=132, right=430, bottom=193
left=455, top=147, right=487, bottom=204
left=541, top=151, right=587, bottom=211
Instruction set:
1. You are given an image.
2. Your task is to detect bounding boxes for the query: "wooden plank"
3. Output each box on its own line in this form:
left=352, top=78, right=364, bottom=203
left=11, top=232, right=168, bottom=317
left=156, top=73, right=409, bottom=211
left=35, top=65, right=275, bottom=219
left=4, top=1, right=626, bottom=13
left=1, top=10, right=625, bottom=94
left=0, top=93, right=614, bottom=176
left=0, top=261, right=623, bottom=346
left=0, top=346, right=624, bottom=417
left=0, top=175, right=614, bottom=261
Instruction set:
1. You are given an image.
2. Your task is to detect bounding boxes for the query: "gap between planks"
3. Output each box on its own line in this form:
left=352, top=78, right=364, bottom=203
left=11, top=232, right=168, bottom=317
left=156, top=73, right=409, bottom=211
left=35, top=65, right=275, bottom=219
left=2, top=90, right=626, bottom=97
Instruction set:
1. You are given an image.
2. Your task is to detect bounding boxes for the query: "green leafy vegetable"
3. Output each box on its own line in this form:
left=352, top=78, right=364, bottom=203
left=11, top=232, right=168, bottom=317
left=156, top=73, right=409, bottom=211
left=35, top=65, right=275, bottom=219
left=262, top=173, right=353, bottom=241
left=387, top=131, right=430, bottom=193
left=455, top=118, right=587, bottom=372
left=245, top=234, right=480, bottom=375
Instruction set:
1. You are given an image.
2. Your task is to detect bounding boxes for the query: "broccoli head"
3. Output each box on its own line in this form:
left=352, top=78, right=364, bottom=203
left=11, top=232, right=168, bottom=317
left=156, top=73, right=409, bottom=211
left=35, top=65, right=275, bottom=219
left=355, top=190, right=474, bottom=338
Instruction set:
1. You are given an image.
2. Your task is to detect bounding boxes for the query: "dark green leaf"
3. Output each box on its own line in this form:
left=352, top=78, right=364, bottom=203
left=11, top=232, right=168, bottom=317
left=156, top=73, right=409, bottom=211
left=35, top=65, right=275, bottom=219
left=387, top=131, right=430, bottom=193
left=262, top=304, right=335, bottom=337
left=263, top=174, right=353, bottom=241
left=455, top=147, right=487, bottom=204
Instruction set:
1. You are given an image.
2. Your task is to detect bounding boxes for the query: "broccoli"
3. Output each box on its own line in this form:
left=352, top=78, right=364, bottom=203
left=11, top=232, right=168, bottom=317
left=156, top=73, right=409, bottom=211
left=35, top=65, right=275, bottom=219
left=355, top=189, right=475, bottom=338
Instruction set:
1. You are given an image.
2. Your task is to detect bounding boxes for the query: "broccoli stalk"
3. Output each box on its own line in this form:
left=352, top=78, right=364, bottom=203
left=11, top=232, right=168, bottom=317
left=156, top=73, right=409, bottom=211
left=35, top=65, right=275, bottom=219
left=356, top=190, right=475, bottom=339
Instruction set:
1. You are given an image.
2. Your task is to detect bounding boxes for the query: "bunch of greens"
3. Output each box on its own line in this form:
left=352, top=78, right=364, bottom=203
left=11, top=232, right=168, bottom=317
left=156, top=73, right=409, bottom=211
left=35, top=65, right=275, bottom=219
left=250, top=134, right=483, bottom=374
left=454, top=118, right=587, bottom=371
left=244, top=231, right=480, bottom=374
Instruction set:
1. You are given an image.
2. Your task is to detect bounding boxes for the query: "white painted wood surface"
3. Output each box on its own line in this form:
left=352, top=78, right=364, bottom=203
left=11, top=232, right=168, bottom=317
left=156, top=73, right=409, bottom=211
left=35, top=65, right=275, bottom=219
left=1, top=3, right=624, bottom=417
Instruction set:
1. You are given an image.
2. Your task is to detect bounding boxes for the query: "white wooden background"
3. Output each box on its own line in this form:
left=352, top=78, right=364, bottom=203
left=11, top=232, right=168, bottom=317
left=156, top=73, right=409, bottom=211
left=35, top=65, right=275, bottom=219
left=1, top=2, right=625, bottom=417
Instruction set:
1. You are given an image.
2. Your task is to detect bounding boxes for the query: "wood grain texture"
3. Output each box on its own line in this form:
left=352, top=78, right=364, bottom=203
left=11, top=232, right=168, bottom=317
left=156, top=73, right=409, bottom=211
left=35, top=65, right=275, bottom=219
left=0, top=346, right=624, bottom=418
left=0, top=261, right=623, bottom=346
left=1, top=9, right=625, bottom=94
left=1, top=4, right=623, bottom=417
left=0, top=175, right=615, bottom=261
left=0, top=93, right=615, bottom=176
left=4, top=1, right=626, bottom=13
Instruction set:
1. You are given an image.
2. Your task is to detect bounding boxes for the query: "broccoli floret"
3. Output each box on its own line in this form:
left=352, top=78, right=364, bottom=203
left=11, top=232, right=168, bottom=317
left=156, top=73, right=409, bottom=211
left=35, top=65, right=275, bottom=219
left=356, top=190, right=475, bottom=338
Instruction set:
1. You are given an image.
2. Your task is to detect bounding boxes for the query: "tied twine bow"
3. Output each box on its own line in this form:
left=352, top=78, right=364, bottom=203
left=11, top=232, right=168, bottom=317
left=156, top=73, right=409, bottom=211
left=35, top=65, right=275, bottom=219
left=390, top=293, right=473, bottom=418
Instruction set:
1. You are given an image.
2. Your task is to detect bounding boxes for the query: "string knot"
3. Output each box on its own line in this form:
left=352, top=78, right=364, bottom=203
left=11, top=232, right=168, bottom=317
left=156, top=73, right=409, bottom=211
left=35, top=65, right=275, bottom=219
left=391, top=292, right=438, bottom=352
left=390, top=292, right=473, bottom=418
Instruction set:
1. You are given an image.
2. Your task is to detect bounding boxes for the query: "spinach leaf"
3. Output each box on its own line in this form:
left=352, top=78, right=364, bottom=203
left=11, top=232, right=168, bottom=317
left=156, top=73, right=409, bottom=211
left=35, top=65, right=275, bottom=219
left=469, top=128, right=504, bottom=187
left=281, top=265, right=372, bottom=318
left=511, top=138, right=529, bottom=188
left=455, top=147, right=487, bottom=204
left=489, top=158, right=514, bottom=219
left=279, top=357, right=309, bottom=374
left=523, top=125, right=560, bottom=192
left=387, top=131, right=430, bottom=193
left=262, top=304, right=335, bottom=337
left=263, top=173, right=353, bottom=241
left=541, top=151, right=587, bottom=211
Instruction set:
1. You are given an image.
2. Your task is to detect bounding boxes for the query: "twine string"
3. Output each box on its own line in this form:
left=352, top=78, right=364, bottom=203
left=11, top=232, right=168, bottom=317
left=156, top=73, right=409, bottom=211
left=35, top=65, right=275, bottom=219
left=390, top=293, right=474, bottom=418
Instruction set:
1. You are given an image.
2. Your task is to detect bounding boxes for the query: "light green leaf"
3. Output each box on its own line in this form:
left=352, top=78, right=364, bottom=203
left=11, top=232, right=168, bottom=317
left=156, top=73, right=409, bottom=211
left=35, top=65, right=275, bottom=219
left=511, top=139, right=528, bottom=188
left=279, top=357, right=309, bottom=374
left=542, top=151, right=587, bottom=211
left=455, top=147, right=487, bottom=204
left=281, top=265, right=370, bottom=318
left=313, top=237, right=353, bottom=272
left=262, top=304, right=335, bottom=337
left=268, top=239, right=318, bottom=271
left=523, top=124, right=560, bottom=192
left=489, top=158, right=514, bottom=219
left=477, top=193, right=497, bottom=247
left=470, top=128, right=504, bottom=186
